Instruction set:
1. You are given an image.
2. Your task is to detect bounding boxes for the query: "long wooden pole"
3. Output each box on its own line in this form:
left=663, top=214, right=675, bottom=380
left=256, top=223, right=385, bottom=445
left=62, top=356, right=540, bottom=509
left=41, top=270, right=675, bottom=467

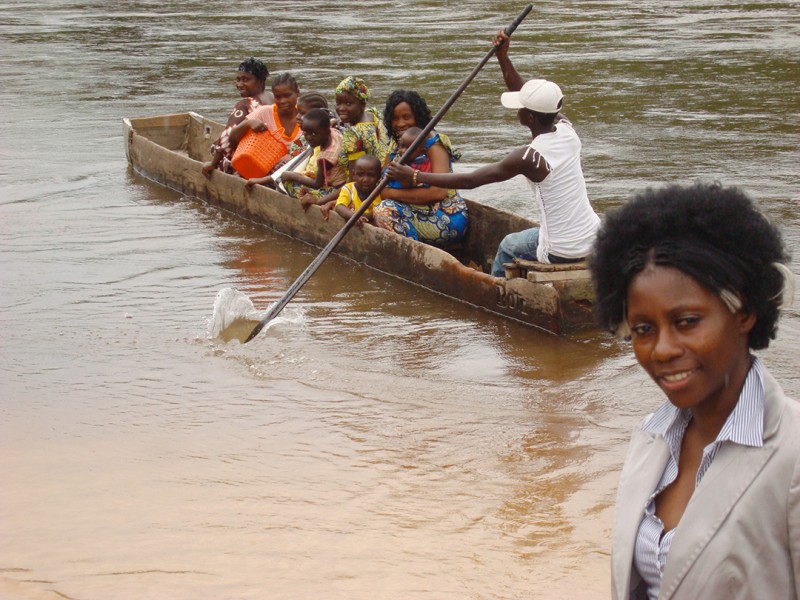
left=244, top=4, right=533, bottom=343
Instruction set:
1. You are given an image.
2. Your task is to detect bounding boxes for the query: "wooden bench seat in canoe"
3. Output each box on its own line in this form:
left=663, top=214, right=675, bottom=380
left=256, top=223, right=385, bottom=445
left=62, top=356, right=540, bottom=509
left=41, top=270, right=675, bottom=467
left=124, top=112, right=598, bottom=334
left=503, top=258, right=591, bottom=283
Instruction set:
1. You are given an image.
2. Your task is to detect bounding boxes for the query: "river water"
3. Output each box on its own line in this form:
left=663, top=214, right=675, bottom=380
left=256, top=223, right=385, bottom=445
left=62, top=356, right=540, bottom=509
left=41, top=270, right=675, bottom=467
left=1, top=1, right=798, bottom=599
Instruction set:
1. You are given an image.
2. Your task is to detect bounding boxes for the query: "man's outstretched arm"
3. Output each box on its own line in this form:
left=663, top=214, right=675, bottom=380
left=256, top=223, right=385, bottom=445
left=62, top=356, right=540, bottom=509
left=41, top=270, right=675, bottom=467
left=385, top=146, right=551, bottom=191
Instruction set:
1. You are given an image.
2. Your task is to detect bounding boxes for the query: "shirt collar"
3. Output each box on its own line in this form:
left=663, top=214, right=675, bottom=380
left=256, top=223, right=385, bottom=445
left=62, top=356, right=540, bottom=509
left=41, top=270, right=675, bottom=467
left=642, top=356, right=765, bottom=448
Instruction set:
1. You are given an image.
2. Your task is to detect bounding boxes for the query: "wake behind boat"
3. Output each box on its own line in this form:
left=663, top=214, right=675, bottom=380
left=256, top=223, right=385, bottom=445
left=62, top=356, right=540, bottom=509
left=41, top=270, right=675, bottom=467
left=124, top=112, right=595, bottom=335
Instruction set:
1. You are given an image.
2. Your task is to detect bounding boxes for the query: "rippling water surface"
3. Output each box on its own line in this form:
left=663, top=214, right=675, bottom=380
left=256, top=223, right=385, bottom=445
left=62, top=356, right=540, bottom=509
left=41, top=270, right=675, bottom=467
left=1, top=1, right=798, bottom=598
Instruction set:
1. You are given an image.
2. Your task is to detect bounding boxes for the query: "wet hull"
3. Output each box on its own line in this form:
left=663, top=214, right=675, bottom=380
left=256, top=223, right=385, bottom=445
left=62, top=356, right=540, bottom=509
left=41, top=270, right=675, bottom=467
left=124, top=112, right=595, bottom=334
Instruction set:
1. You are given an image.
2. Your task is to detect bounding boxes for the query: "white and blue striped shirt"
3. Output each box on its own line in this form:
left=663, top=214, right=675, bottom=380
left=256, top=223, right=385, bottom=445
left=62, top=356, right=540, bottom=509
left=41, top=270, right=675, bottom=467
left=632, top=357, right=765, bottom=600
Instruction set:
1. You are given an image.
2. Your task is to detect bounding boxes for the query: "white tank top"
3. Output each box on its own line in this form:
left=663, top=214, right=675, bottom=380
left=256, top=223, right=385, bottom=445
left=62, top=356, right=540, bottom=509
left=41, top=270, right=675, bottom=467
left=525, top=120, right=600, bottom=263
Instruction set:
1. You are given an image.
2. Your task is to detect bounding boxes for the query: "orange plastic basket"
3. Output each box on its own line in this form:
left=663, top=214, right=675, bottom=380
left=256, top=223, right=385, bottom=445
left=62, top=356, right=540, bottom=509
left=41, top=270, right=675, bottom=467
left=231, top=129, right=287, bottom=179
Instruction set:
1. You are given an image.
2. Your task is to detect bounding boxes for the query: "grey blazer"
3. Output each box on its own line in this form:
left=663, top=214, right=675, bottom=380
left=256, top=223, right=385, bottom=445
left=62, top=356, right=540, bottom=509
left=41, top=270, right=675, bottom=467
left=611, top=367, right=800, bottom=599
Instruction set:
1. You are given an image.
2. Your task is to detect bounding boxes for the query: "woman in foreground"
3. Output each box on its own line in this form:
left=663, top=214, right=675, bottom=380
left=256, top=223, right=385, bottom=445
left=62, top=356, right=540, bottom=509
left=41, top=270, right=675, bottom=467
left=589, top=182, right=799, bottom=599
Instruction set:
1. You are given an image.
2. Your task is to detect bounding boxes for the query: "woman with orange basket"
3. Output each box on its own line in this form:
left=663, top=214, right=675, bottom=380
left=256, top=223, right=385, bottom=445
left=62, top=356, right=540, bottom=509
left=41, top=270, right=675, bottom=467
left=201, top=57, right=273, bottom=177
left=225, top=73, right=303, bottom=174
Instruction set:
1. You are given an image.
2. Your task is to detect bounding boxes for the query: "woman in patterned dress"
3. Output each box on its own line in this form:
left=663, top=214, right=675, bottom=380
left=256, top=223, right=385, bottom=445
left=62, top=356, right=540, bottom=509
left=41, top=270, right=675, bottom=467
left=301, top=77, right=390, bottom=214
left=334, top=76, right=390, bottom=175
left=373, top=90, right=468, bottom=247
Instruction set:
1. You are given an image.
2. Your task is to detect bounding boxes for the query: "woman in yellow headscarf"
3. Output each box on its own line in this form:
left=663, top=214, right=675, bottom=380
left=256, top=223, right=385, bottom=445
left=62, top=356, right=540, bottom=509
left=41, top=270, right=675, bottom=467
left=334, top=76, right=390, bottom=177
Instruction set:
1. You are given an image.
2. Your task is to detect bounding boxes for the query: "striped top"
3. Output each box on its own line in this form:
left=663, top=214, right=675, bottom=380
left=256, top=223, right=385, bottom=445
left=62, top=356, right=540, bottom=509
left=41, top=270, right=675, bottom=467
left=632, top=357, right=765, bottom=599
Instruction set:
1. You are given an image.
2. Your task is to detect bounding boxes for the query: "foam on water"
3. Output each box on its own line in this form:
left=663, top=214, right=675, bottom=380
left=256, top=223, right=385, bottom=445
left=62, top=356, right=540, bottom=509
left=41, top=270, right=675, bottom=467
left=207, top=287, right=304, bottom=343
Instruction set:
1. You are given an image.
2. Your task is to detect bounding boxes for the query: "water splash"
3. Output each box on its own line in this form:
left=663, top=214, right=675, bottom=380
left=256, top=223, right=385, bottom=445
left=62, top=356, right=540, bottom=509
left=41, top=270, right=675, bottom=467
left=207, top=287, right=304, bottom=343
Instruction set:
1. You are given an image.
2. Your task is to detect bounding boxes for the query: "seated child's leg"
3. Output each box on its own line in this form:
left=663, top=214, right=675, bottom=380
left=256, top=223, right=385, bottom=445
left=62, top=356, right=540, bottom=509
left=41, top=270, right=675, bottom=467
left=282, top=180, right=303, bottom=199
left=284, top=181, right=333, bottom=201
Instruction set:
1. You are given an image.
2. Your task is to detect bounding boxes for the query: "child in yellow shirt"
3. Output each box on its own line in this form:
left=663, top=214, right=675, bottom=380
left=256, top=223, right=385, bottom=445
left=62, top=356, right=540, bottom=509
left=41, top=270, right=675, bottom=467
left=334, top=154, right=382, bottom=225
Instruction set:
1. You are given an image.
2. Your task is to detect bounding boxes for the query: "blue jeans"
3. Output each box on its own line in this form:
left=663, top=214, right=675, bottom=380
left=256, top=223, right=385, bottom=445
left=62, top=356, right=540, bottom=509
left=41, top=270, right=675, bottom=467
left=491, top=228, right=540, bottom=277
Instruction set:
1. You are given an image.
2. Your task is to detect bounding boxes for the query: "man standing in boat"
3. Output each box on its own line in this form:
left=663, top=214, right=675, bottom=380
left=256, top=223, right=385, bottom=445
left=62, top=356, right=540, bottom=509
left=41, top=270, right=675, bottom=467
left=387, top=31, right=600, bottom=277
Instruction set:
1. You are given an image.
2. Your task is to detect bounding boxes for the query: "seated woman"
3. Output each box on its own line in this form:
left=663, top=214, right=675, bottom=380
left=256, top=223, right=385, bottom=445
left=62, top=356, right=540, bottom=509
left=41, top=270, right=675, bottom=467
left=373, top=90, right=468, bottom=247
left=300, top=76, right=389, bottom=214
left=590, top=182, right=798, bottom=599
left=335, top=76, right=390, bottom=174
left=201, top=57, right=274, bottom=177
left=249, top=109, right=346, bottom=202
left=226, top=73, right=303, bottom=169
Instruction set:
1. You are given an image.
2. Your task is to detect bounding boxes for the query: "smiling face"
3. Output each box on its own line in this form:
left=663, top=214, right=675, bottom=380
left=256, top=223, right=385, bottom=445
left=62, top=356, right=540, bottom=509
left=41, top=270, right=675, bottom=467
left=626, top=265, right=755, bottom=418
left=391, top=101, right=417, bottom=138
left=272, top=83, right=299, bottom=117
left=335, top=91, right=366, bottom=125
left=236, top=70, right=264, bottom=98
left=352, top=156, right=381, bottom=197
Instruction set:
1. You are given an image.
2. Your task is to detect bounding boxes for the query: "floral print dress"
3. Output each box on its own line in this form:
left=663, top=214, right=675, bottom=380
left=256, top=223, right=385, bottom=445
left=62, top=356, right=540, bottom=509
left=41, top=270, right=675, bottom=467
left=373, top=132, right=468, bottom=247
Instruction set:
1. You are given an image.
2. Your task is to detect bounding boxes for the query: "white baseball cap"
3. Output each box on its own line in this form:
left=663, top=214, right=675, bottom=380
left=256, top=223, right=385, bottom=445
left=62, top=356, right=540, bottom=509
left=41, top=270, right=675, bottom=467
left=501, top=79, right=564, bottom=114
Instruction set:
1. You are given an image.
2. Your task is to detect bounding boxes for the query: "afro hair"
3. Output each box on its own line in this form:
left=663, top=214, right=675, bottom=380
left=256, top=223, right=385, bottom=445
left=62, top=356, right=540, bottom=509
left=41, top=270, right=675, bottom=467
left=589, top=181, right=790, bottom=349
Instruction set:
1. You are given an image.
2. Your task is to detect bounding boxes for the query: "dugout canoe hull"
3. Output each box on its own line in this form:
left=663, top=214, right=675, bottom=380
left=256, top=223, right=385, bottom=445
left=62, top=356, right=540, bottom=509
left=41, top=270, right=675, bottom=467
left=123, top=112, right=595, bottom=334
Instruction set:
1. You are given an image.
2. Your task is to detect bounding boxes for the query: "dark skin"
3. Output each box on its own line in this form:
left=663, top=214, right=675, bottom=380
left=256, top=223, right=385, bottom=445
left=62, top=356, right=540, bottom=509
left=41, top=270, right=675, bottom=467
left=244, top=113, right=337, bottom=192
left=381, top=102, right=450, bottom=206
left=626, top=266, right=756, bottom=531
left=293, top=99, right=314, bottom=128
left=386, top=30, right=559, bottom=191
left=274, top=118, right=335, bottom=191
left=299, top=188, right=339, bottom=216
left=244, top=174, right=275, bottom=191
left=390, top=100, right=418, bottom=138
left=396, top=129, right=426, bottom=162
left=335, top=157, right=381, bottom=226
left=227, top=82, right=300, bottom=148
left=201, top=70, right=274, bottom=178
left=493, top=30, right=525, bottom=92
left=335, top=91, right=367, bottom=127
left=272, top=83, right=301, bottom=138
left=283, top=97, right=319, bottom=174
left=296, top=90, right=372, bottom=215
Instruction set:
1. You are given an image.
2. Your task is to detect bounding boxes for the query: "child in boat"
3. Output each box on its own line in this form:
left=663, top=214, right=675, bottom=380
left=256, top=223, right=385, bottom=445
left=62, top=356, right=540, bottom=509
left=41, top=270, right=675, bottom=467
left=334, top=154, right=383, bottom=225
left=246, top=109, right=346, bottom=199
left=385, top=127, right=431, bottom=189
left=287, top=91, right=335, bottom=158
left=299, top=76, right=390, bottom=215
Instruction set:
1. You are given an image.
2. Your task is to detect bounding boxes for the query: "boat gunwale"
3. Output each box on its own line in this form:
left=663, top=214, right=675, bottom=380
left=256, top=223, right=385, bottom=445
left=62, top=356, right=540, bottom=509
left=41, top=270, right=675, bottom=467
left=124, top=112, right=596, bottom=334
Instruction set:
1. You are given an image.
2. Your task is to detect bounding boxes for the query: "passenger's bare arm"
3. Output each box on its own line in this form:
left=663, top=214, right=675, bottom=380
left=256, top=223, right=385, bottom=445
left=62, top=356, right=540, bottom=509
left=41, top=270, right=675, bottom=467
left=386, top=146, right=551, bottom=190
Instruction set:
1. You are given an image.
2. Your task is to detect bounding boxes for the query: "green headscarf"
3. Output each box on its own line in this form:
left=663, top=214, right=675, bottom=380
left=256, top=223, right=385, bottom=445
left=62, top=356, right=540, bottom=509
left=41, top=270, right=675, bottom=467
left=335, top=76, right=370, bottom=103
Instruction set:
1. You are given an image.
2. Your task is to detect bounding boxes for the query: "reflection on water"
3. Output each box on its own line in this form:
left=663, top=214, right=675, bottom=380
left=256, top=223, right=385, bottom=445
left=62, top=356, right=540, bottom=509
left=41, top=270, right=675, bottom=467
left=1, top=1, right=798, bottom=599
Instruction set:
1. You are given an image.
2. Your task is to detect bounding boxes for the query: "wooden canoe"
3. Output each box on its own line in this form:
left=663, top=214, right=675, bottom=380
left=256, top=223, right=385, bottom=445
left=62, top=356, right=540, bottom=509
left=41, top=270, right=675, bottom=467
left=123, top=112, right=596, bottom=334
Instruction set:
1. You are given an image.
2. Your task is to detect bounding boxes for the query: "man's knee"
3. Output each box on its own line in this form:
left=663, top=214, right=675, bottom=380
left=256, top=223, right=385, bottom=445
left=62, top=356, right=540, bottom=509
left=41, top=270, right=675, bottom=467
left=498, top=233, right=515, bottom=253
